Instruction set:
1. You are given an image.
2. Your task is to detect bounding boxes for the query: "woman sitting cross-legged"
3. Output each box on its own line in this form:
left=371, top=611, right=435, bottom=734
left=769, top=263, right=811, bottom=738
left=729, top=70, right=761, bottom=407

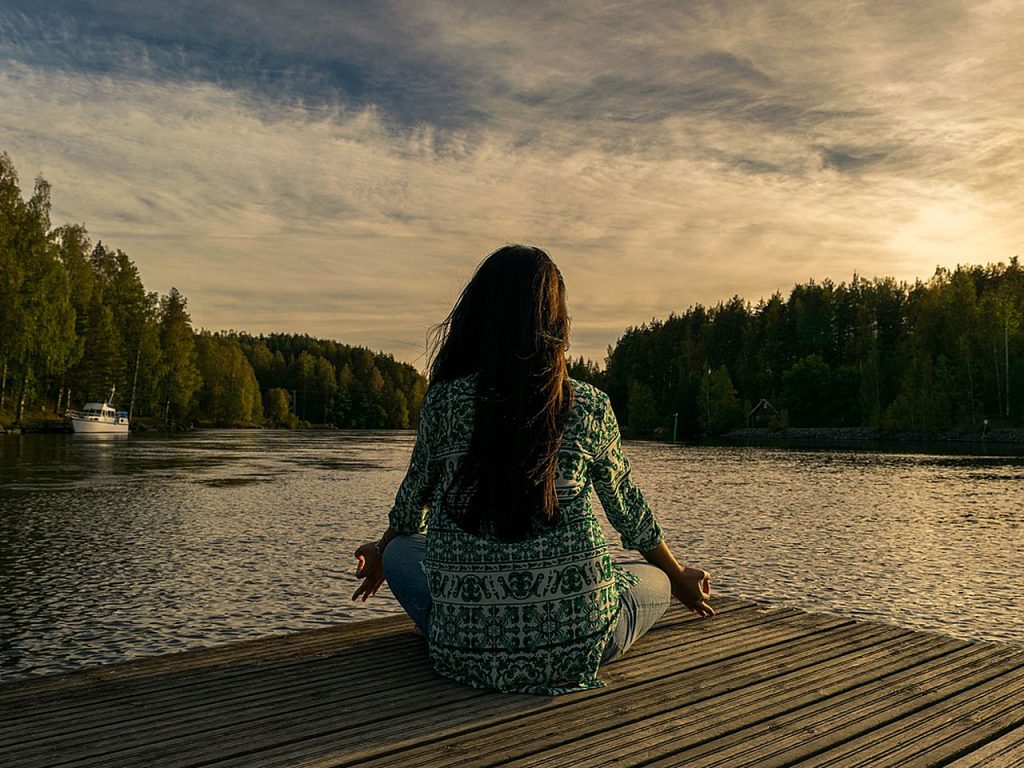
left=353, top=244, right=713, bottom=695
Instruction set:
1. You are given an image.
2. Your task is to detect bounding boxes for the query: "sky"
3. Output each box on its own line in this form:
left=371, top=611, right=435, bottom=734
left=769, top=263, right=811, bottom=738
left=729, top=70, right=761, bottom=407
left=1, top=1, right=1022, bottom=367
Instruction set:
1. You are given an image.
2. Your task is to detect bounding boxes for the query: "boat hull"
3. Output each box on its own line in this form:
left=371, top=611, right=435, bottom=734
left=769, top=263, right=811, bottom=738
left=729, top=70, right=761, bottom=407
left=68, top=417, right=129, bottom=434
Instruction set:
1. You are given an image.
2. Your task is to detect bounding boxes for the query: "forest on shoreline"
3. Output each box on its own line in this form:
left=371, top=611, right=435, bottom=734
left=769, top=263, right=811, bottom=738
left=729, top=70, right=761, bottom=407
left=0, top=153, right=425, bottom=430
left=573, top=260, right=1023, bottom=437
left=3, top=152, right=1021, bottom=435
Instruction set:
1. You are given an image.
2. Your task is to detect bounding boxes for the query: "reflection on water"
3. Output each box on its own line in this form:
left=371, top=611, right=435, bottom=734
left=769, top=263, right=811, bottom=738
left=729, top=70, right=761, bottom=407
left=632, top=445, right=1023, bottom=649
left=1, top=431, right=1022, bottom=681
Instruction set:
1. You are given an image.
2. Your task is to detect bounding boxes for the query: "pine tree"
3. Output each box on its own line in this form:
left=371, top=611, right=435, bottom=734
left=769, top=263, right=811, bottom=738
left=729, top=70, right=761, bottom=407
left=158, top=287, right=201, bottom=427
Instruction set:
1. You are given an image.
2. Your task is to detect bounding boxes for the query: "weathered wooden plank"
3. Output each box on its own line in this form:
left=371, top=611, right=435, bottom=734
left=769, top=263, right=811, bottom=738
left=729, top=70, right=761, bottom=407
left=1, top=652, right=437, bottom=758
left=0, top=633, right=432, bottom=743
left=376, top=630, right=921, bottom=768
left=945, top=722, right=1024, bottom=768
left=473, top=635, right=972, bottom=768
left=227, top=619, right=888, bottom=768
left=0, top=599, right=757, bottom=748
left=33, top=605, right=832, bottom=768
left=2, top=597, right=1021, bottom=768
left=230, top=613, right=859, bottom=768
left=494, top=633, right=966, bottom=768
left=0, top=614, right=409, bottom=707
left=793, top=658, right=1024, bottom=768
left=899, top=700, right=1024, bottom=768
left=0, top=598, right=755, bottom=727
left=0, top=634, right=427, bottom=735
left=633, top=642, right=1015, bottom=768
left=660, top=647, right=1024, bottom=768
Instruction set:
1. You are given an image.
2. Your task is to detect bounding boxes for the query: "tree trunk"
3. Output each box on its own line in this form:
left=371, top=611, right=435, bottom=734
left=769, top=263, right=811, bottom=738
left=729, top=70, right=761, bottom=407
left=15, top=369, right=29, bottom=425
left=965, top=355, right=975, bottom=425
left=993, top=341, right=1002, bottom=417
left=1, top=358, right=6, bottom=408
left=129, top=346, right=141, bottom=419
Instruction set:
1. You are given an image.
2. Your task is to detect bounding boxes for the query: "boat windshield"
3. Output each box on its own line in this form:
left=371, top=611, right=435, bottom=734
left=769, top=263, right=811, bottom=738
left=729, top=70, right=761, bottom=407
left=81, top=404, right=115, bottom=416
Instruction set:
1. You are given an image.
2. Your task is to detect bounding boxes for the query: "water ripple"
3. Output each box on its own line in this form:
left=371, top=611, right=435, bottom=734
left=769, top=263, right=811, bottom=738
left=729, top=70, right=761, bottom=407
left=1, top=432, right=1021, bottom=682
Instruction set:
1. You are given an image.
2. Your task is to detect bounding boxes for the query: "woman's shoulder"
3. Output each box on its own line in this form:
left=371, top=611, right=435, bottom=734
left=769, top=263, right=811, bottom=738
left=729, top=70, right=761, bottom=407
left=566, top=379, right=615, bottom=448
left=569, top=378, right=612, bottom=412
left=421, top=374, right=477, bottom=414
left=423, top=375, right=610, bottom=418
left=425, top=373, right=476, bottom=397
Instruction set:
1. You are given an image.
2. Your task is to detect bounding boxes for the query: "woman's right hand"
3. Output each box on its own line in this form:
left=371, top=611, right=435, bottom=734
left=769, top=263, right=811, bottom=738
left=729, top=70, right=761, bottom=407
left=671, top=566, right=714, bottom=618
left=352, top=542, right=386, bottom=602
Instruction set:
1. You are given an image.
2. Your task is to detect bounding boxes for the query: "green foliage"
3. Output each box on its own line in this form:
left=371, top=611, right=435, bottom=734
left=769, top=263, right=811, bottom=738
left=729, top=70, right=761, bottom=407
left=0, top=154, right=77, bottom=423
left=604, top=261, right=1024, bottom=435
left=194, top=332, right=263, bottom=425
left=782, top=355, right=833, bottom=427
left=626, top=380, right=658, bottom=434
left=158, top=288, right=202, bottom=426
left=699, top=365, right=745, bottom=435
left=264, top=387, right=296, bottom=428
left=237, top=333, right=424, bottom=429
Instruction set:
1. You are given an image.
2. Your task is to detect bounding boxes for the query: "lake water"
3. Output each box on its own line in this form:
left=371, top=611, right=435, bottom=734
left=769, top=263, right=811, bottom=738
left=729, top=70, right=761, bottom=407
left=1, top=430, right=1022, bottom=682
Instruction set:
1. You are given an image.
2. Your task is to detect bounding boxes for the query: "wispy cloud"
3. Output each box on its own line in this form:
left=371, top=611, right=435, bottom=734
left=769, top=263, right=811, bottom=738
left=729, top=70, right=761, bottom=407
left=1, top=1, right=1021, bottom=364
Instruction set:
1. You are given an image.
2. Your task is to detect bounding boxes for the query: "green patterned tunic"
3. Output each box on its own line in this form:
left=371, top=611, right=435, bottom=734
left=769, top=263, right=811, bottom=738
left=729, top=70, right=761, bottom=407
left=388, top=375, right=664, bottom=695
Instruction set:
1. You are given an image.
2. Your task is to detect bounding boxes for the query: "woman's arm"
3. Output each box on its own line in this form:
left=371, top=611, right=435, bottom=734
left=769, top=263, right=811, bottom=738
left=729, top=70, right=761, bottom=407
left=641, top=540, right=714, bottom=618
left=591, top=392, right=714, bottom=617
left=353, top=388, right=438, bottom=602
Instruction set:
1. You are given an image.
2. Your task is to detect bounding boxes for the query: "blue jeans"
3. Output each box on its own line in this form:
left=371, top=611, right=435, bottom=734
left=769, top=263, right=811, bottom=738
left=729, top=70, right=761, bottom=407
left=382, top=534, right=671, bottom=664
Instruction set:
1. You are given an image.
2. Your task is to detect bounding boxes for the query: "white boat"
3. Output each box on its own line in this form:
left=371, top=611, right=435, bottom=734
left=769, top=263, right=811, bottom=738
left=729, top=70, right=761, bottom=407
left=67, top=389, right=130, bottom=434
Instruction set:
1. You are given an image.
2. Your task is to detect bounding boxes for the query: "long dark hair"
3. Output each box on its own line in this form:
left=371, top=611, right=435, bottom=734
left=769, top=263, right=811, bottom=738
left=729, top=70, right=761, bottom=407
left=429, top=245, right=572, bottom=541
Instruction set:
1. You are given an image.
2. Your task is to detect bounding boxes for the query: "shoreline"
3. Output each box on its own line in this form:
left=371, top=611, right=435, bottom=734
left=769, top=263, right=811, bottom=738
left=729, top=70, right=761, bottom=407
left=718, top=425, right=1024, bottom=446
left=0, top=422, right=414, bottom=435
left=8, top=422, right=1023, bottom=445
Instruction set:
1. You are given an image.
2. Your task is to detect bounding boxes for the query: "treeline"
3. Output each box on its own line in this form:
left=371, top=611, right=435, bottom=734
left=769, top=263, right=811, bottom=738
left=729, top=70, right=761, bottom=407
left=578, top=263, right=1023, bottom=435
left=236, top=334, right=427, bottom=429
left=0, top=152, right=425, bottom=429
left=6, top=152, right=1022, bottom=436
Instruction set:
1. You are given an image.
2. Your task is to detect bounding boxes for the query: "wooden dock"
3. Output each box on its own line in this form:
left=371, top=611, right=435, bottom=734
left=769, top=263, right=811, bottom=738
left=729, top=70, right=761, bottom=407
left=2, top=596, right=1023, bottom=767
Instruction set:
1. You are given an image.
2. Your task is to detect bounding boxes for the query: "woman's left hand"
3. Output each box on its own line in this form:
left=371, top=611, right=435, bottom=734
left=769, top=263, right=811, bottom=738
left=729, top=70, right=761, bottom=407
left=352, top=542, right=385, bottom=601
left=670, top=566, right=715, bottom=618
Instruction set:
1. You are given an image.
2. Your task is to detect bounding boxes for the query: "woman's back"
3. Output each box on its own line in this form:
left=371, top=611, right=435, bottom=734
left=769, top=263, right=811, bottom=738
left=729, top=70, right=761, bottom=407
left=388, top=374, right=663, bottom=694
left=356, top=244, right=712, bottom=696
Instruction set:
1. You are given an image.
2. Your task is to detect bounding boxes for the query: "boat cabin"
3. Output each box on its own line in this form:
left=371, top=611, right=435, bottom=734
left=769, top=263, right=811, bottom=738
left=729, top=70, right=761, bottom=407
left=79, top=403, right=129, bottom=424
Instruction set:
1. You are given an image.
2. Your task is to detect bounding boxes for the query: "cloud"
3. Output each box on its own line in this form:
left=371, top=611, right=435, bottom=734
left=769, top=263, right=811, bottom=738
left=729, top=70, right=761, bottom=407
left=0, top=1, right=1021, bottom=365
left=817, top=145, right=893, bottom=173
